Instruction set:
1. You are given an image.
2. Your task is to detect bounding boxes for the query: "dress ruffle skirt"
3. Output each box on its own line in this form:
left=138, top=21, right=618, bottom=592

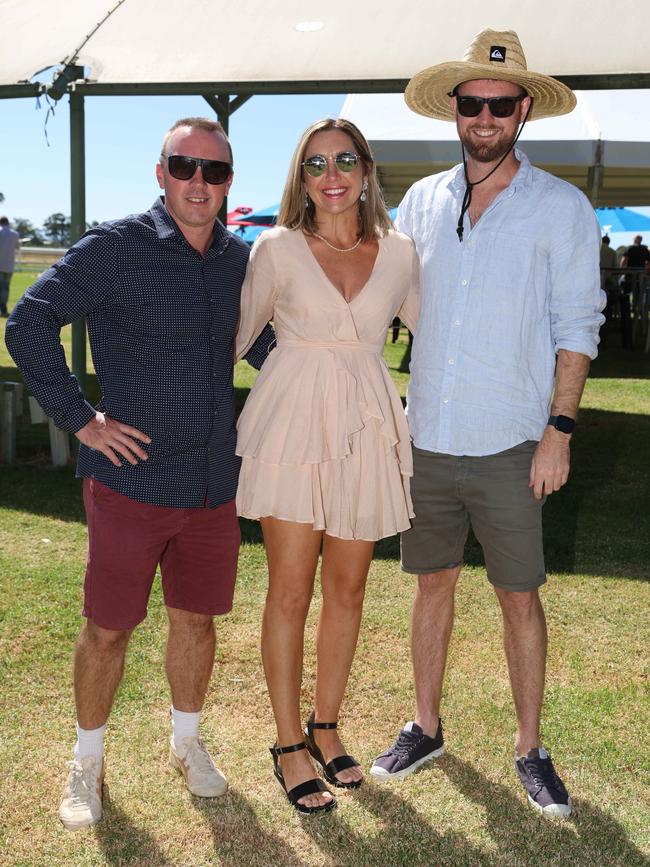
left=236, top=340, right=414, bottom=541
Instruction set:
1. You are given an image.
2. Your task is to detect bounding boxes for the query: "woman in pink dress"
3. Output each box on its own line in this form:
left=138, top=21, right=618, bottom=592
left=236, top=118, right=419, bottom=814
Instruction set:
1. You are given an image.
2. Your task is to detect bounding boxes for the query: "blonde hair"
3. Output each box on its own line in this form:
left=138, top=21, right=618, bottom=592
left=277, top=118, right=391, bottom=241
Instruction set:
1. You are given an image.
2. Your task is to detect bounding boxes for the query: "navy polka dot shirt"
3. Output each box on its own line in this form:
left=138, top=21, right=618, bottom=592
left=6, top=198, right=274, bottom=508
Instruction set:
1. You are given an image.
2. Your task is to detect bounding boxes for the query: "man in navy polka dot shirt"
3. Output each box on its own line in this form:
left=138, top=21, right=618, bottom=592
left=6, top=117, right=274, bottom=829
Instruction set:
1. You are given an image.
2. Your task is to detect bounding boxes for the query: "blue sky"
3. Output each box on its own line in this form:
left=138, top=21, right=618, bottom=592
left=1, top=90, right=648, bottom=250
left=0, top=92, right=345, bottom=227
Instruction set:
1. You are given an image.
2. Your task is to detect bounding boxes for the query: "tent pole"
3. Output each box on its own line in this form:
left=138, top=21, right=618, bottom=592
left=203, top=93, right=252, bottom=225
left=69, top=86, right=87, bottom=394
left=588, top=140, right=604, bottom=207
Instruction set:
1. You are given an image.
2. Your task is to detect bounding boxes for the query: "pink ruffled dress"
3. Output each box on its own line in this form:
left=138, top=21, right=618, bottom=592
left=235, top=227, right=420, bottom=542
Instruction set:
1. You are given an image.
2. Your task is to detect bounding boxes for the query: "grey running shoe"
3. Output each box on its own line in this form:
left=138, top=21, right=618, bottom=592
left=170, top=736, right=228, bottom=797
left=515, top=747, right=572, bottom=818
left=370, top=720, right=445, bottom=780
left=59, top=756, right=104, bottom=830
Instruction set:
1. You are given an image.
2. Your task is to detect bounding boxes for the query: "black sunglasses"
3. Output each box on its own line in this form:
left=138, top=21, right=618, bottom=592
left=302, top=151, right=360, bottom=177
left=163, top=154, right=232, bottom=185
left=449, top=92, right=527, bottom=118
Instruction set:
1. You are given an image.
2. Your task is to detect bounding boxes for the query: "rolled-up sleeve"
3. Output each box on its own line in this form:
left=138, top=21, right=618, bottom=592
left=5, top=227, right=118, bottom=432
left=549, top=195, right=606, bottom=360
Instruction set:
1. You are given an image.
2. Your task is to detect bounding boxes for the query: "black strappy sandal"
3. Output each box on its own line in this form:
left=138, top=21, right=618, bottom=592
left=270, top=741, right=337, bottom=815
left=304, top=711, right=363, bottom=789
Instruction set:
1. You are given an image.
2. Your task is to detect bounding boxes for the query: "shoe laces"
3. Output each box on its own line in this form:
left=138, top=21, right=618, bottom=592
left=182, top=738, right=216, bottom=774
left=389, top=729, right=420, bottom=758
left=67, top=760, right=97, bottom=807
left=525, top=755, right=562, bottom=790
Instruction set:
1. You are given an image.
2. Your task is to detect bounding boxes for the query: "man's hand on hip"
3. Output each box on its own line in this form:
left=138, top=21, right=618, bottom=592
left=529, top=428, right=570, bottom=500
left=75, top=412, right=151, bottom=467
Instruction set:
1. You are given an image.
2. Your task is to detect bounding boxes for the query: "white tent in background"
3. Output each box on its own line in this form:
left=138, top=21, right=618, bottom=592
left=1, top=0, right=649, bottom=91
left=340, top=91, right=650, bottom=207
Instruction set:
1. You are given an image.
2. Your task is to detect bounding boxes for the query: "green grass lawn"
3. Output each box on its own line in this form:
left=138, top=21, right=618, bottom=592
left=1, top=273, right=649, bottom=866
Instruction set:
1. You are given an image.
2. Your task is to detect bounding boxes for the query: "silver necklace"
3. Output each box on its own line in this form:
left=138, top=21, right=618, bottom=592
left=312, top=232, right=362, bottom=253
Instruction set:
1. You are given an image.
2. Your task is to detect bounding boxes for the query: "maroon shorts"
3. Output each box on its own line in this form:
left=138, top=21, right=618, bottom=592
left=82, top=478, right=240, bottom=631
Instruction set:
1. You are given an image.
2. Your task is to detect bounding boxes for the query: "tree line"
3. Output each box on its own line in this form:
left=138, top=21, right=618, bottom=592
left=9, top=214, right=100, bottom=247
left=0, top=194, right=98, bottom=247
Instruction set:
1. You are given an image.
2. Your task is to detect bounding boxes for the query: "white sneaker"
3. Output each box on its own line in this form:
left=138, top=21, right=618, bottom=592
left=59, top=756, right=104, bottom=830
left=169, top=736, right=228, bottom=797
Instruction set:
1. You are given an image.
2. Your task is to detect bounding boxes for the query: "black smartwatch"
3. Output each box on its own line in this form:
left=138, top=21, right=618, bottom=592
left=548, top=415, right=575, bottom=434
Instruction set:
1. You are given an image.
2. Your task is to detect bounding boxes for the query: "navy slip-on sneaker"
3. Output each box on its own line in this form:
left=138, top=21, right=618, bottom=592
left=515, top=747, right=572, bottom=818
left=370, top=720, right=445, bottom=781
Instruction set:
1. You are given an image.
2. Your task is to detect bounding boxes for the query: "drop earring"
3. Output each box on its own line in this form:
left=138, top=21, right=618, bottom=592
left=360, top=179, right=368, bottom=203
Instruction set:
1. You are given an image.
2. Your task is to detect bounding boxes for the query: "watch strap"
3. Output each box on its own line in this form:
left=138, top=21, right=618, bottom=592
left=548, top=414, right=575, bottom=434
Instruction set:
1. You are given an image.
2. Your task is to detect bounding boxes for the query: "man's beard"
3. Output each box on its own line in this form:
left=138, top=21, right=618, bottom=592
left=459, top=126, right=516, bottom=163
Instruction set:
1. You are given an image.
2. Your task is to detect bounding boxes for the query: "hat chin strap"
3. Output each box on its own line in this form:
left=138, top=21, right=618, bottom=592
left=456, top=97, right=533, bottom=242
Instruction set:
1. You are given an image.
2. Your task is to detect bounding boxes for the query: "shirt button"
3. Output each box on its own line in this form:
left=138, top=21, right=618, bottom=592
left=454, top=320, right=460, bottom=326
left=448, top=359, right=455, bottom=365
left=461, top=279, right=468, bottom=286
left=443, top=398, right=449, bottom=404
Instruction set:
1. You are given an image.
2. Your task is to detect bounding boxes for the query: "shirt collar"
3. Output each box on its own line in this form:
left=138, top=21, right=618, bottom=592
left=448, top=147, right=533, bottom=197
left=150, top=196, right=230, bottom=255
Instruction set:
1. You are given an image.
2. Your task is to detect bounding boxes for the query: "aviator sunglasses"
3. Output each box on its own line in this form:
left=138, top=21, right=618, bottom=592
left=163, top=154, right=232, bottom=185
left=449, top=92, right=527, bottom=118
left=302, top=151, right=360, bottom=177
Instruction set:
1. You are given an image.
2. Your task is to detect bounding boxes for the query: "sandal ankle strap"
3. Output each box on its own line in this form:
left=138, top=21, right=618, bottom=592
left=270, top=741, right=307, bottom=757
left=307, top=711, right=338, bottom=731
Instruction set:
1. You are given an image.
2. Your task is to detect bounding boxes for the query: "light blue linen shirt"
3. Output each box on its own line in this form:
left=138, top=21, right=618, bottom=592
left=397, top=150, right=605, bottom=457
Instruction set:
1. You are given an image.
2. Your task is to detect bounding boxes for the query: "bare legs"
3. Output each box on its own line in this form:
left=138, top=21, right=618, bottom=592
left=410, top=572, right=547, bottom=751
left=260, top=517, right=373, bottom=808
left=74, top=621, right=133, bottom=729
left=494, top=587, right=547, bottom=755
left=165, top=607, right=216, bottom=712
left=411, top=567, right=460, bottom=737
left=73, top=608, right=215, bottom=731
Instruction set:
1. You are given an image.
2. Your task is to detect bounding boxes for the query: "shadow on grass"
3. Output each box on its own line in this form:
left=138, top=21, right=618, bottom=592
left=193, top=788, right=308, bottom=866
left=589, top=344, right=650, bottom=380
left=95, top=789, right=174, bottom=866
left=297, top=753, right=648, bottom=867
left=300, top=776, right=488, bottom=867
left=439, top=753, right=648, bottom=867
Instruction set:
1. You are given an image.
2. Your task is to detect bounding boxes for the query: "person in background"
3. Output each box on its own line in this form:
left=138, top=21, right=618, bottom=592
left=6, top=117, right=274, bottom=830
left=235, top=118, right=419, bottom=815
left=600, top=235, right=619, bottom=345
left=0, top=216, right=20, bottom=317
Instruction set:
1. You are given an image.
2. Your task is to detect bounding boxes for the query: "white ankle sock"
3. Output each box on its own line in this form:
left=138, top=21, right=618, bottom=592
left=74, top=722, right=106, bottom=762
left=171, top=707, right=201, bottom=749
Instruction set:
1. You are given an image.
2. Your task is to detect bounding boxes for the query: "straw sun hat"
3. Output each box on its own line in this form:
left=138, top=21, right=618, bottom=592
left=405, top=28, right=576, bottom=122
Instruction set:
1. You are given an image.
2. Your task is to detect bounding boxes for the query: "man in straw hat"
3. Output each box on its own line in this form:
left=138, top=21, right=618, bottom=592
left=370, top=29, right=605, bottom=818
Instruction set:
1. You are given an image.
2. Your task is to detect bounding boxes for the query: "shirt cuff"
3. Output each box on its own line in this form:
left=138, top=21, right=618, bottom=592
left=55, top=400, right=97, bottom=434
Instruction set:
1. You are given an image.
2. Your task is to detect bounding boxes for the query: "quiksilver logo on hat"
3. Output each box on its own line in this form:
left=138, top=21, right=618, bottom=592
left=490, top=46, right=506, bottom=62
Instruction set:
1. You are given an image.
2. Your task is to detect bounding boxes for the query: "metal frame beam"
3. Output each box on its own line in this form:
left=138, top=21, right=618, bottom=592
left=3, top=72, right=649, bottom=102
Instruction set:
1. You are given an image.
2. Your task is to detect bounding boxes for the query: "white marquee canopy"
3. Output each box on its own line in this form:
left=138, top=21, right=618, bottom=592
left=1, top=0, right=649, bottom=93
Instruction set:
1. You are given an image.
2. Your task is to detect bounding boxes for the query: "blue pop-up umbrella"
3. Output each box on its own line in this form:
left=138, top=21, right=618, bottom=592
left=595, top=207, right=650, bottom=232
left=231, top=203, right=279, bottom=227
left=229, top=224, right=269, bottom=245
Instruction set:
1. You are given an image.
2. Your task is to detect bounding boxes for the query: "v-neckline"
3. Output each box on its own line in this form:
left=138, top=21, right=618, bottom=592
left=300, top=231, right=382, bottom=305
